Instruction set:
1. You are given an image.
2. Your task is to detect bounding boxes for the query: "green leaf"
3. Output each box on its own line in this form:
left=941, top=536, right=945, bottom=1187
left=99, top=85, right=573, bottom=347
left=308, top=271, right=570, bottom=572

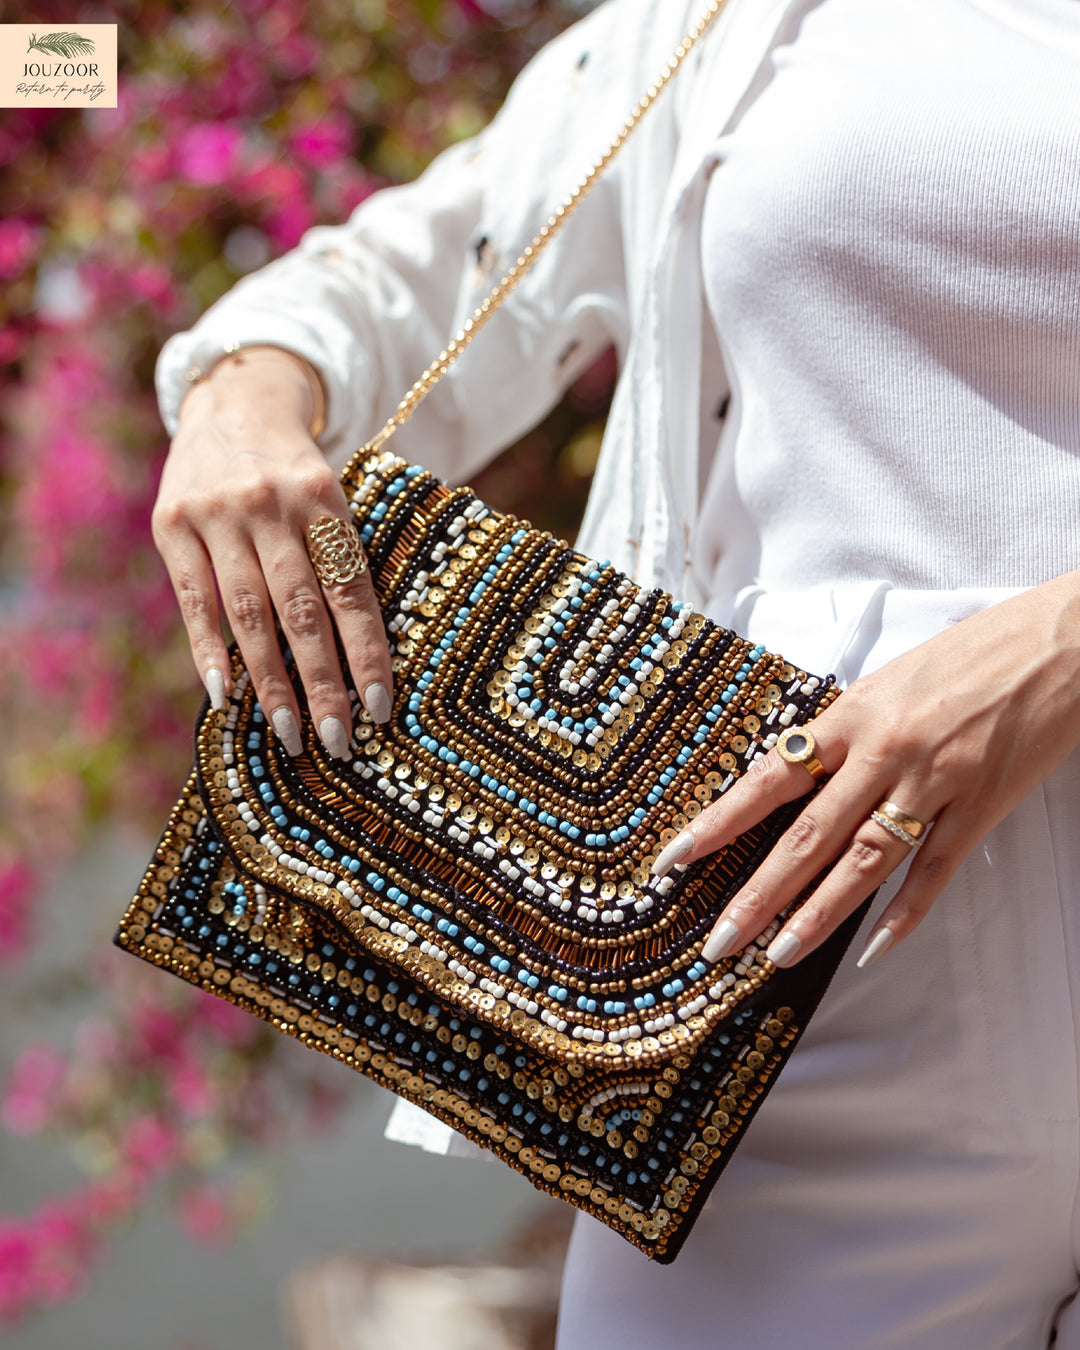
left=27, top=31, right=96, bottom=59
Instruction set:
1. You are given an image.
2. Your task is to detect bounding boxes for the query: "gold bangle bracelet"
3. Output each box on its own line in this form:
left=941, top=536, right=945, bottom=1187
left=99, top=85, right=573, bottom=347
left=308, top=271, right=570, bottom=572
left=183, top=342, right=327, bottom=440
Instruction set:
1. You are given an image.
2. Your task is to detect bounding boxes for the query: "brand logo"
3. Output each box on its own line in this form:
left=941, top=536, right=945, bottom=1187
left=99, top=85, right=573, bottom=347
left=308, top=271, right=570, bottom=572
left=0, top=24, right=117, bottom=108
left=24, top=30, right=99, bottom=78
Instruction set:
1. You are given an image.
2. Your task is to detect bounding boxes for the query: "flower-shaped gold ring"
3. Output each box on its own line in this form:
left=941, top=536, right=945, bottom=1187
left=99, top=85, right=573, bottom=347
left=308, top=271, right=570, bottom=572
left=775, top=725, right=827, bottom=781
left=306, top=515, right=368, bottom=588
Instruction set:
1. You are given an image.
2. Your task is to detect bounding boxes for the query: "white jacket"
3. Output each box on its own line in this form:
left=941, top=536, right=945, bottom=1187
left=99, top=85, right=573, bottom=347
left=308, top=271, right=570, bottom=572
left=155, top=0, right=802, bottom=604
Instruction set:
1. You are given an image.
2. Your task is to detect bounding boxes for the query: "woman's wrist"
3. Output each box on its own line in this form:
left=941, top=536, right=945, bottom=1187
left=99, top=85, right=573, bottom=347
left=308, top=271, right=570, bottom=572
left=177, top=344, right=326, bottom=439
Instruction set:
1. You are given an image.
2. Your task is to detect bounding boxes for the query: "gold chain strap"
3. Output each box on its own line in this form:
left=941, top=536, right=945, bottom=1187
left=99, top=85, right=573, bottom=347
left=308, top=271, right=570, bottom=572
left=357, top=0, right=727, bottom=460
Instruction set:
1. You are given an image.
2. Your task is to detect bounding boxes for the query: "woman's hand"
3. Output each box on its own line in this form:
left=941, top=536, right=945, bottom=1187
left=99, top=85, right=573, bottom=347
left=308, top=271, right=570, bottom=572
left=151, top=345, right=393, bottom=760
left=653, top=573, right=1080, bottom=970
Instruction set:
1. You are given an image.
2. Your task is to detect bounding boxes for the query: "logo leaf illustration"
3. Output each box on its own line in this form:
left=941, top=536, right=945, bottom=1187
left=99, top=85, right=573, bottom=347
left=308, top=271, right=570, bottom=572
left=26, top=31, right=96, bottom=59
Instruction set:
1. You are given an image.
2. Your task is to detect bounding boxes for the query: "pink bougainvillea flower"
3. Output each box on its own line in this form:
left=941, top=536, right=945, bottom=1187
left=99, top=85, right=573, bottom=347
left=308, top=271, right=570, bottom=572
left=169, top=1059, right=216, bottom=1118
left=236, top=155, right=306, bottom=206
left=174, top=122, right=245, bottom=186
left=189, top=990, right=262, bottom=1048
left=0, top=1221, right=34, bottom=1321
left=128, top=140, right=171, bottom=186
left=1, top=1042, right=67, bottom=1135
left=0, top=324, right=25, bottom=365
left=273, top=31, right=319, bottom=80
left=288, top=113, right=354, bottom=170
left=264, top=196, right=316, bottom=250
left=130, top=1004, right=185, bottom=1066
left=0, top=860, right=34, bottom=960
left=177, top=1182, right=234, bottom=1247
left=121, top=1114, right=179, bottom=1171
left=17, top=432, right=126, bottom=586
left=0, top=218, right=42, bottom=278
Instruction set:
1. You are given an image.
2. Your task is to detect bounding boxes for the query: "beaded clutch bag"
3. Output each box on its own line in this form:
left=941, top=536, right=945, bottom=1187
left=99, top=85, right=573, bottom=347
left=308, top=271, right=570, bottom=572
left=115, top=451, right=870, bottom=1263
left=115, top=1, right=872, bottom=1262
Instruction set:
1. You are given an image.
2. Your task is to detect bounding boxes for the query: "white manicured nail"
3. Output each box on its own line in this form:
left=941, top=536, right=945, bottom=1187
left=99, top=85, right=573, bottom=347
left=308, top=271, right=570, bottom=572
left=205, top=667, right=226, bottom=711
left=318, top=715, right=352, bottom=761
left=270, top=706, right=303, bottom=757
left=766, top=931, right=802, bottom=967
left=363, top=681, right=391, bottom=724
left=702, top=918, right=741, bottom=964
left=856, top=927, right=894, bottom=970
left=652, top=831, right=693, bottom=878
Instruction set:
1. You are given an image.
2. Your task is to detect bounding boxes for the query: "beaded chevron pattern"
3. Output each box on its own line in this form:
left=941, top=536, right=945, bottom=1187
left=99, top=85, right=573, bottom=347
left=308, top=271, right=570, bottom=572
left=116, top=451, right=870, bottom=1262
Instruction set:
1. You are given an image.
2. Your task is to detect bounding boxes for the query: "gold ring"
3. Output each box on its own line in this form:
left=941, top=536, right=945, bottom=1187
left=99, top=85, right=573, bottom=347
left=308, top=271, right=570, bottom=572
left=871, top=800, right=928, bottom=843
left=306, top=515, right=368, bottom=587
left=869, top=811, right=923, bottom=848
left=775, top=725, right=827, bottom=781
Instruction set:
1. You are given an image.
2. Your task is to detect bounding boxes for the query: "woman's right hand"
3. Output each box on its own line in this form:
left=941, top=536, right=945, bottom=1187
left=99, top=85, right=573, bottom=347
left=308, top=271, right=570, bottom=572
left=151, top=344, right=393, bottom=761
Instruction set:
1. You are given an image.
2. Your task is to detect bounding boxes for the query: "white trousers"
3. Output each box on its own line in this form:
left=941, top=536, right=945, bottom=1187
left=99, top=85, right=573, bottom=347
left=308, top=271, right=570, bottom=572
left=557, top=584, right=1080, bottom=1349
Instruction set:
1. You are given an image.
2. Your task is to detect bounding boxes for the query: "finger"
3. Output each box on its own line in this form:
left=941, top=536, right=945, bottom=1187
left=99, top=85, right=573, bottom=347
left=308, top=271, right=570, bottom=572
left=153, top=520, right=232, bottom=711
left=698, top=775, right=926, bottom=963
left=257, top=528, right=356, bottom=761
left=853, top=808, right=966, bottom=970
left=755, top=805, right=929, bottom=969
left=214, top=538, right=312, bottom=760
left=652, top=721, right=847, bottom=878
left=313, top=531, right=394, bottom=726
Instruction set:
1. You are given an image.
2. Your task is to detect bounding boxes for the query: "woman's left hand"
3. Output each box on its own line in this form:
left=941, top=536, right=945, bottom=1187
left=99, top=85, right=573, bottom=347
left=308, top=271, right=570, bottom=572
left=653, top=571, right=1080, bottom=971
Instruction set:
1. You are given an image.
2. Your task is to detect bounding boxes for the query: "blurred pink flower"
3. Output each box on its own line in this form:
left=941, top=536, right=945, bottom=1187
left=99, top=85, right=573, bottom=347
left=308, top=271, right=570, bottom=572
left=79, top=1174, right=140, bottom=1226
left=132, top=1005, right=185, bottom=1065
left=0, top=860, right=34, bottom=960
left=122, top=1114, right=179, bottom=1171
left=0, top=324, right=25, bottom=365
left=237, top=155, right=306, bottom=205
left=1, top=1042, right=67, bottom=1136
left=273, top=32, right=319, bottom=80
left=190, top=990, right=262, bottom=1048
left=73, top=1017, right=120, bottom=1064
left=177, top=1182, right=233, bottom=1247
left=128, top=140, right=171, bottom=185
left=288, top=113, right=354, bottom=170
left=0, top=219, right=42, bottom=278
left=21, top=630, right=94, bottom=700
left=175, top=122, right=244, bottom=186
left=0, top=1222, right=34, bottom=1322
left=17, top=432, right=126, bottom=586
left=76, top=667, right=116, bottom=741
left=169, top=1060, right=216, bottom=1118
left=264, top=196, right=316, bottom=250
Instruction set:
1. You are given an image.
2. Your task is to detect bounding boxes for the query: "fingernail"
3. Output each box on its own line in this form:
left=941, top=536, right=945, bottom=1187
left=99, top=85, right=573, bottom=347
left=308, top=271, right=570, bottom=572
left=363, top=681, right=392, bottom=725
left=318, top=715, right=352, bottom=761
left=766, top=931, right=802, bottom=968
left=652, top=831, right=694, bottom=878
left=856, top=927, right=894, bottom=970
left=205, top=667, right=226, bottom=712
left=703, top=917, right=741, bottom=963
left=270, top=706, right=303, bottom=757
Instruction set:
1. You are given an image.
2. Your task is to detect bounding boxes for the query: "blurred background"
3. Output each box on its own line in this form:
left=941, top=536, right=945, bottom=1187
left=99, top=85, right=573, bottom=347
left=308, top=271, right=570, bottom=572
left=0, top=1, right=612, bottom=1345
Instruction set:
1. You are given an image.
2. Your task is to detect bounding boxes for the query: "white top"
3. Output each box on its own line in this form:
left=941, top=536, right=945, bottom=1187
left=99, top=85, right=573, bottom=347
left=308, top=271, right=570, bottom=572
left=696, top=0, right=1080, bottom=626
